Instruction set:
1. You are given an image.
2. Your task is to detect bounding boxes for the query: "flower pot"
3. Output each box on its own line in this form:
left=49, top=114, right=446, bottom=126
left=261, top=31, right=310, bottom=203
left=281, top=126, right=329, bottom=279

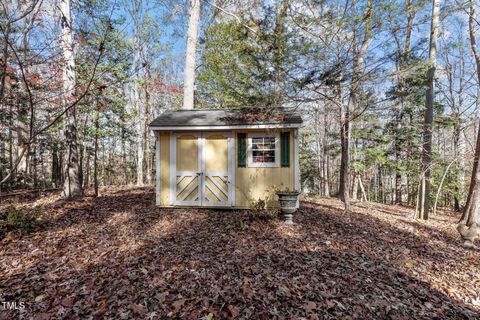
left=276, top=191, right=300, bottom=224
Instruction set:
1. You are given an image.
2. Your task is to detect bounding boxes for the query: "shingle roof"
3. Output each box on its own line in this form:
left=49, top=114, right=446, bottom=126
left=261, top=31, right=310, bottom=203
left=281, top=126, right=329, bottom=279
left=149, top=108, right=303, bottom=129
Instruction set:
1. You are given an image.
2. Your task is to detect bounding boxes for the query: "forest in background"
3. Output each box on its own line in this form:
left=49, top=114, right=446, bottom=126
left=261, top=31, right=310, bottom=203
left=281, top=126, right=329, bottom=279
left=1, top=0, right=480, bottom=244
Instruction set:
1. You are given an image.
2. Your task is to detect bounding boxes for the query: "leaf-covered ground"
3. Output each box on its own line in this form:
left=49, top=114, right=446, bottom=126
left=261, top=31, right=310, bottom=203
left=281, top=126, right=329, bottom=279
left=0, top=187, right=479, bottom=319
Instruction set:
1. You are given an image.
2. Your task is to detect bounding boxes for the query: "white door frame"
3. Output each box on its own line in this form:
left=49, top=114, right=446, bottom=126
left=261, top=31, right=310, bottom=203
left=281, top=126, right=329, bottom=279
left=170, top=132, right=202, bottom=206
left=170, top=131, right=234, bottom=207
left=202, top=131, right=233, bottom=207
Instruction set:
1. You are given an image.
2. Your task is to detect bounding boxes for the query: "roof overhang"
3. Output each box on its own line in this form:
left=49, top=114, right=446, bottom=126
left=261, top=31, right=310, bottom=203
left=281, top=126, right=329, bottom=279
left=149, top=123, right=302, bottom=131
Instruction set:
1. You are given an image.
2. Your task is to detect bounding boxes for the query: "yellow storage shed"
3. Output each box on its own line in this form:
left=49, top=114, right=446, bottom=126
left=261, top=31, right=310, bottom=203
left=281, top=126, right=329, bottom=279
left=149, top=108, right=302, bottom=208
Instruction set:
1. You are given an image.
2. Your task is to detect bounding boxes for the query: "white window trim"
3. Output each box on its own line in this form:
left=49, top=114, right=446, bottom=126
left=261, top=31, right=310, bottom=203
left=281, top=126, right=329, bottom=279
left=247, top=133, right=280, bottom=168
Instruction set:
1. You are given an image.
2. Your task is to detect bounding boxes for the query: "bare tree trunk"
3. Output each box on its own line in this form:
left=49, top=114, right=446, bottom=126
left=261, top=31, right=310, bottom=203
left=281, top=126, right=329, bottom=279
left=458, top=0, right=480, bottom=247
left=0, top=132, right=4, bottom=190
left=51, top=138, right=62, bottom=188
left=8, top=104, right=14, bottom=186
left=122, top=129, right=128, bottom=184
left=0, top=25, right=10, bottom=106
left=455, top=51, right=465, bottom=211
left=0, top=21, right=11, bottom=192
left=144, top=70, right=152, bottom=185
left=32, top=145, right=37, bottom=188
left=84, top=145, right=90, bottom=189
left=60, top=0, right=82, bottom=198
left=339, top=93, right=352, bottom=210
left=134, top=52, right=144, bottom=185
left=337, top=76, right=349, bottom=208
left=121, top=86, right=129, bottom=184
left=323, top=109, right=330, bottom=196
left=378, top=166, right=384, bottom=203
left=40, top=151, right=46, bottom=189
left=314, top=109, right=323, bottom=195
left=459, top=121, right=480, bottom=247
left=136, top=91, right=144, bottom=186
left=101, top=139, right=106, bottom=186
left=418, top=0, right=440, bottom=219
left=111, top=138, right=118, bottom=184
left=453, top=116, right=462, bottom=211
left=358, top=175, right=368, bottom=202
left=134, top=71, right=144, bottom=188
left=352, top=173, right=359, bottom=201
left=182, top=0, right=201, bottom=110
left=127, top=0, right=145, bottom=186
left=94, top=110, right=99, bottom=197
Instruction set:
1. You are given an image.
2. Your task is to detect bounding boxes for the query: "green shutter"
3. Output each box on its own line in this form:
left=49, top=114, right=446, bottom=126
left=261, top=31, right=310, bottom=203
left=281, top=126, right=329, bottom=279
left=238, top=133, right=247, bottom=167
left=281, top=132, right=290, bottom=167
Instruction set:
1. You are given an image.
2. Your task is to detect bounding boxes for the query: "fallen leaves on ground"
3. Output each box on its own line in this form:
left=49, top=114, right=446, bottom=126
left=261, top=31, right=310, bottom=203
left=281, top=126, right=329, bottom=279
left=0, top=187, right=479, bottom=319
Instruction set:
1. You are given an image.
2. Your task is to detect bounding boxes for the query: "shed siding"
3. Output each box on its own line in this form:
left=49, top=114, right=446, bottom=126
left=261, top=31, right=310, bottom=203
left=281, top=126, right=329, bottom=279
left=156, top=129, right=296, bottom=208
left=234, top=129, right=295, bottom=208
left=160, top=132, right=170, bottom=206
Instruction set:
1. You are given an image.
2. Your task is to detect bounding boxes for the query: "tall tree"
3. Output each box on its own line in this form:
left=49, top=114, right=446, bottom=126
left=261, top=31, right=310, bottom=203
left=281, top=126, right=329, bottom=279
left=183, top=0, right=201, bottom=109
left=391, top=0, right=416, bottom=204
left=273, top=0, right=289, bottom=107
left=60, top=0, right=83, bottom=198
left=458, top=0, right=480, bottom=248
left=418, top=0, right=440, bottom=219
left=126, top=0, right=145, bottom=186
left=339, top=0, right=373, bottom=212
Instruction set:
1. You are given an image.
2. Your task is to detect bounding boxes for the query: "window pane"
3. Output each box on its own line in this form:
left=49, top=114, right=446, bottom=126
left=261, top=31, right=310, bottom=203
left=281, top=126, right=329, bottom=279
left=252, top=137, right=275, bottom=150
left=252, top=137, right=263, bottom=146
left=251, top=136, right=276, bottom=164
left=265, top=137, right=275, bottom=143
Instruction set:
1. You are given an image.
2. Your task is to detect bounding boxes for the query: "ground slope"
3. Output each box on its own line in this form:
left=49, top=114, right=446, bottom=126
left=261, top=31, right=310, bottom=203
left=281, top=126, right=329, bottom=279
left=0, top=187, right=479, bottom=319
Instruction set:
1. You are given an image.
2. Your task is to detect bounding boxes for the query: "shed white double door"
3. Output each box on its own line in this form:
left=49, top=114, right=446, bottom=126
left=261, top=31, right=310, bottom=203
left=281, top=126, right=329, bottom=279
left=171, top=132, right=234, bottom=206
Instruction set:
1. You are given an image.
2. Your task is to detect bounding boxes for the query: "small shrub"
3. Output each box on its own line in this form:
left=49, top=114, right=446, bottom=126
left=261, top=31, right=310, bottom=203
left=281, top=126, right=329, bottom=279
left=7, top=210, right=35, bottom=231
left=247, top=199, right=279, bottom=221
left=239, top=219, right=247, bottom=230
left=251, top=199, right=266, bottom=211
left=0, top=205, right=45, bottom=236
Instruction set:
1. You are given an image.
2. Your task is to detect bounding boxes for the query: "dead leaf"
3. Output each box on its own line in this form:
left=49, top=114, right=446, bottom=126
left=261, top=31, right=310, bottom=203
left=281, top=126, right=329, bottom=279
left=131, top=303, right=147, bottom=315
left=326, top=300, right=336, bottom=310
left=405, top=259, right=414, bottom=268
left=172, top=299, right=186, bottom=313
left=228, top=305, right=240, bottom=318
left=61, top=297, right=74, bottom=307
left=35, top=295, right=45, bottom=302
left=156, top=292, right=168, bottom=303
left=303, top=301, right=317, bottom=313
left=34, top=313, right=51, bottom=320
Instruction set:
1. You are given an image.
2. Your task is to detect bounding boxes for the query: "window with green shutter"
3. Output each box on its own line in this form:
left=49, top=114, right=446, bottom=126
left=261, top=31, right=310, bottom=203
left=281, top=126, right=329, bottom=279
left=280, top=132, right=290, bottom=167
left=237, top=133, right=247, bottom=167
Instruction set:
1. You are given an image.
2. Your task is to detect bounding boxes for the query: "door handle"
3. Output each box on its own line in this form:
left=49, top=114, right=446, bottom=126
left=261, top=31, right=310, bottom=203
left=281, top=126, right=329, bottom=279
left=197, top=172, right=203, bottom=175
